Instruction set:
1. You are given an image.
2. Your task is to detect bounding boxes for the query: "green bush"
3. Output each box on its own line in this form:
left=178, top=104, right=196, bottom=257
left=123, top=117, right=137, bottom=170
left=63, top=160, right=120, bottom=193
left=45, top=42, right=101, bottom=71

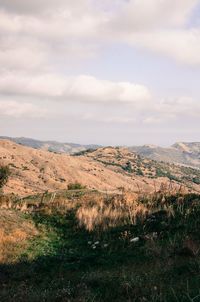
left=0, top=165, right=10, bottom=189
left=136, top=168, right=144, bottom=176
left=123, top=161, right=133, bottom=173
left=67, top=182, right=86, bottom=190
left=192, top=177, right=200, bottom=184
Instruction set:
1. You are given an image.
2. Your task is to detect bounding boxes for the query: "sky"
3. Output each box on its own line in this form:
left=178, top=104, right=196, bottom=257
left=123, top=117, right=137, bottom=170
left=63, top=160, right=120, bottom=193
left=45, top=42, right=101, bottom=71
left=0, top=0, right=200, bottom=146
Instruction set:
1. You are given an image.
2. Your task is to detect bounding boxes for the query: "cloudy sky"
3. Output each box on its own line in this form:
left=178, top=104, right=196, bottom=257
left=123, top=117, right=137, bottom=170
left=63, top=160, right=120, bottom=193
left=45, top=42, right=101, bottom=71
left=0, top=0, right=200, bottom=146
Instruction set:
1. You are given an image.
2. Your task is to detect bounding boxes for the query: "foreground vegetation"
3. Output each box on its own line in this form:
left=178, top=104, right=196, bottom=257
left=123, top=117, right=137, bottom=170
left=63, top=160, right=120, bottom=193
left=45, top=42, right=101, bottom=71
left=0, top=189, right=200, bottom=302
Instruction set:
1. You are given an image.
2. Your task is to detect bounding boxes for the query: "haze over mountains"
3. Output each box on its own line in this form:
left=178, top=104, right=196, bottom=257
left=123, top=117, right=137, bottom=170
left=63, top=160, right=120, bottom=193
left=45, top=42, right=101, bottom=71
left=1, top=136, right=200, bottom=169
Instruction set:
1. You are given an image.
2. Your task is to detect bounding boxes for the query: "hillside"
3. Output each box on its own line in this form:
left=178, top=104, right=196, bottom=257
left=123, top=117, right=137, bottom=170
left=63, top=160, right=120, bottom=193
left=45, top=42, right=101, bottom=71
left=0, top=140, right=165, bottom=196
left=129, top=142, right=200, bottom=169
left=2, top=136, right=200, bottom=169
left=85, top=147, right=200, bottom=189
left=0, top=136, right=99, bottom=154
left=1, top=140, right=200, bottom=196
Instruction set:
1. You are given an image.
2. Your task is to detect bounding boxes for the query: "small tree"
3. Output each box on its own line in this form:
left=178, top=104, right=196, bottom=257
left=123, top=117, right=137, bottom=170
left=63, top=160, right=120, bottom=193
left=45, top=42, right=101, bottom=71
left=0, top=166, right=10, bottom=190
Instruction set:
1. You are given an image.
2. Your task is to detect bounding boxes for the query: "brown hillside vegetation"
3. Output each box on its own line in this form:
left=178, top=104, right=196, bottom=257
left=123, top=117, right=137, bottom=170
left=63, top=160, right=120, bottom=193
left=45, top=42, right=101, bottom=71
left=0, top=140, right=200, bottom=196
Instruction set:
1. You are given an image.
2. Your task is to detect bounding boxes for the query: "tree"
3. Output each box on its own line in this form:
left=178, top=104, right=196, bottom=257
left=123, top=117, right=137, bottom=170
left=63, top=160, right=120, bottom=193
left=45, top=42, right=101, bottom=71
left=0, top=166, right=10, bottom=189
left=123, top=161, right=133, bottom=173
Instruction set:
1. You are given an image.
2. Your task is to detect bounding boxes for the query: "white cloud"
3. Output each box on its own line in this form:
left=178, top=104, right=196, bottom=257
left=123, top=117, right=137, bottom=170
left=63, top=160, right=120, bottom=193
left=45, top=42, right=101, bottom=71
left=143, top=116, right=163, bottom=124
left=0, top=73, right=151, bottom=104
left=0, top=37, right=48, bottom=72
left=157, top=96, right=200, bottom=117
left=0, top=0, right=199, bottom=126
left=107, top=0, right=200, bottom=65
left=110, top=0, right=198, bottom=30
left=0, top=3, right=105, bottom=72
left=0, top=4, right=103, bottom=39
left=142, top=96, right=200, bottom=124
left=82, top=113, right=136, bottom=124
left=123, top=29, right=200, bottom=65
left=0, top=0, right=91, bottom=15
left=0, top=0, right=200, bottom=72
left=0, top=100, right=45, bottom=118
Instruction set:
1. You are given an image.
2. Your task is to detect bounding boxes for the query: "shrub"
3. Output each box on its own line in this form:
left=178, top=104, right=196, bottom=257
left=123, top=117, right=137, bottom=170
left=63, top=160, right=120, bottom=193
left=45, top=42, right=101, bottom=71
left=67, top=182, right=86, bottom=190
left=136, top=168, right=144, bottom=176
left=192, top=177, right=200, bottom=184
left=0, top=166, right=10, bottom=189
left=123, top=161, right=133, bottom=173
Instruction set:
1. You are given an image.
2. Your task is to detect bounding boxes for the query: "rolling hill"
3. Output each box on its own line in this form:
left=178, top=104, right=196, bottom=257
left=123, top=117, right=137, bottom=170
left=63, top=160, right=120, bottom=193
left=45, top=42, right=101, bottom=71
left=1, top=140, right=200, bottom=196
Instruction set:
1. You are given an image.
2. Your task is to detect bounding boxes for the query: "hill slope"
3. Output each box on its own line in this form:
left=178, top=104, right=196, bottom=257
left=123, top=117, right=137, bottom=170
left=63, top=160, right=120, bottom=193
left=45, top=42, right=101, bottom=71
left=0, top=140, right=166, bottom=196
left=1, top=140, right=200, bottom=196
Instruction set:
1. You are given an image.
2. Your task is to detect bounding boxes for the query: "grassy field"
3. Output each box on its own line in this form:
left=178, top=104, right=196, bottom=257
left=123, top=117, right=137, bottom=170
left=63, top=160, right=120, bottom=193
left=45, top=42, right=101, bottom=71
left=0, top=190, right=200, bottom=301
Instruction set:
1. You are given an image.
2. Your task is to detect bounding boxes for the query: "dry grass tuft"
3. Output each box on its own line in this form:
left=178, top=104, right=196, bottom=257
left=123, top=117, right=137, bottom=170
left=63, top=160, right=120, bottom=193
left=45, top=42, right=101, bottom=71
left=76, top=192, right=147, bottom=231
left=0, top=209, right=38, bottom=263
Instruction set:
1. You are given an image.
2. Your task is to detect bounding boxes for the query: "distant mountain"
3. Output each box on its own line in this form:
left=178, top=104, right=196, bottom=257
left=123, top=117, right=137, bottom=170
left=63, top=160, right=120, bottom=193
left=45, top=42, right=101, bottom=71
left=0, top=136, right=100, bottom=154
left=129, top=142, right=200, bottom=169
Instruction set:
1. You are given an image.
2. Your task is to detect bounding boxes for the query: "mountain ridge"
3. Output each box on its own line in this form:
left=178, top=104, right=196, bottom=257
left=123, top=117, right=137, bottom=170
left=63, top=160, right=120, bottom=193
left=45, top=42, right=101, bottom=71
left=1, top=136, right=200, bottom=169
left=0, top=136, right=100, bottom=154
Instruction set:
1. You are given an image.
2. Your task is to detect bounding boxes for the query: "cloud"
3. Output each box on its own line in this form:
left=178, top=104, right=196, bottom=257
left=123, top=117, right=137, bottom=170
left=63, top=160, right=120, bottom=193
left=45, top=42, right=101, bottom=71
left=0, top=73, right=151, bottom=104
left=0, top=0, right=90, bottom=15
left=143, top=116, right=163, bottom=124
left=0, top=1, right=199, bottom=125
left=0, top=4, right=103, bottom=39
left=0, top=2, right=105, bottom=73
left=142, top=96, right=200, bottom=124
left=107, top=0, right=200, bottom=65
left=0, top=0, right=200, bottom=72
left=156, top=96, right=200, bottom=117
left=82, top=113, right=136, bottom=124
left=0, top=100, right=45, bottom=118
left=0, top=36, right=48, bottom=72
left=122, top=29, right=200, bottom=65
left=110, top=0, right=198, bottom=30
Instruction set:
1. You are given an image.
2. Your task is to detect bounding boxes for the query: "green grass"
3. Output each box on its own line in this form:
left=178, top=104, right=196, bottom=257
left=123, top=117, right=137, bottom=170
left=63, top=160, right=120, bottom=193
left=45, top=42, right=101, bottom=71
left=0, top=194, right=200, bottom=301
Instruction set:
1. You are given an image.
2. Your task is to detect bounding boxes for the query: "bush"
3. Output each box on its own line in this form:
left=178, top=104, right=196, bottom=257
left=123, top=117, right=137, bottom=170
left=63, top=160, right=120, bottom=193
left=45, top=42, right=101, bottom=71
left=0, top=166, right=10, bottom=189
left=123, top=161, right=133, bottom=173
left=136, top=168, right=144, bottom=176
left=192, top=177, right=200, bottom=184
left=67, top=182, right=86, bottom=190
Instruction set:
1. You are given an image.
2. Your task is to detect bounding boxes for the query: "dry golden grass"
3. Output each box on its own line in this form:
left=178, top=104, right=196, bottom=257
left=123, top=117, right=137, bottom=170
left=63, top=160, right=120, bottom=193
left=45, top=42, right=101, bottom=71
left=76, top=192, right=148, bottom=231
left=0, top=209, right=38, bottom=263
left=75, top=184, right=187, bottom=231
